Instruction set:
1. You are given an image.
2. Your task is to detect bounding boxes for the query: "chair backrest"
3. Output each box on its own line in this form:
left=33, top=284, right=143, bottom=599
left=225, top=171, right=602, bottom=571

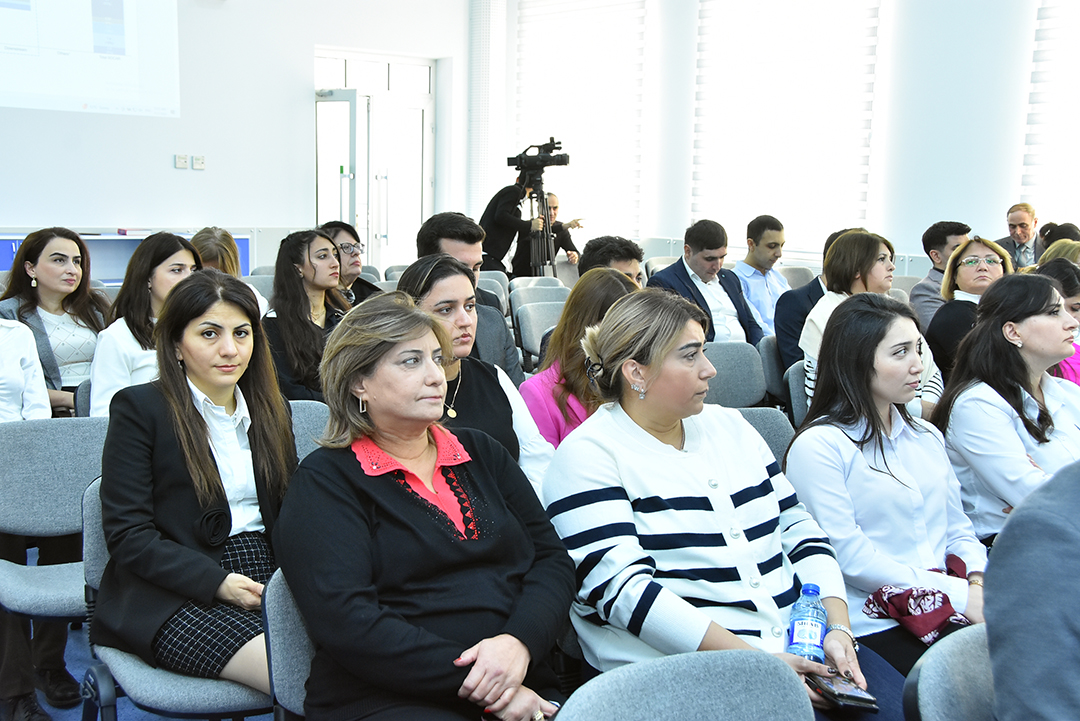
left=757, top=334, right=789, bottom=403
left=477, top=277, right=507, bottom=314
left=250, top=265, right=275, bottom=276
left=83, top=477, right=108, bottom=592
left=555, top=649, right=813, bottom=721
left=903, top=624, right=993, bottom=721
left=384, top=265, right=410, bottom=281
left=374, top=280, right=398, bottom=293
left=289, top=400, right=330, bottom=462
left=243, top=274, right=275, bottom=302
left=785, top=360, right=809, bottom=427
left=75, top=378, right=93, bottom=417
left=263, top=570, right=315, bottom=717
left=779, top=265, right=816, bottom=290
left=644, top=255, right=678, bottom=279
left=478, top=270, right=510, bottom=297
left=891, top=274, right=922, bottom=294
left=509, top=286, right=571, bottom=321
left=638, top=237, right=677, bottom=261
left=888, top=287, right=910, bottom=305
left=518, top=302, right=565, bottom=358
left=0, top=417, right=108, bottom=536
left=103, top=285, right=122, bottom=304
left=508, top=276, right=564, bottom=293
left=702, top=342, right=767, bottom=408
left=359, top=272, right=379, bottom=284
left=737, top=408, right=795, bottom=463
left=361, top=264, right=382, bottom=280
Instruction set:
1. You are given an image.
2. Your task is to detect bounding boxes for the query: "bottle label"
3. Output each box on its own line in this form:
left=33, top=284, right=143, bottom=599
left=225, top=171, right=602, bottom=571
left=791, top=619, right=823, bottom=646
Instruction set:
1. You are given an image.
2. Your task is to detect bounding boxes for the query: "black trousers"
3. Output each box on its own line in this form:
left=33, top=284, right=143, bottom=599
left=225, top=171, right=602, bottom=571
left=0, top=532, right=81, bottom=699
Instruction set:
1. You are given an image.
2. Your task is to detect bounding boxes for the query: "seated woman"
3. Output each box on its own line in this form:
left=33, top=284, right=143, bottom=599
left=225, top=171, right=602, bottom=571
left=319, top=220, right=381, bottom=306
left=91, top=270, right=297, bottom=693
left=543, top=289, right=903, bottom=719
left=785, top=293, right=987, bottom=676
left=931, top=273, right=1080, bottom=543
left=397, top=254, right=553, bottom=495
left=1036, top=258, right=1080, bottom=385
left=90, top=232, right=201, bottom=416
left=926, top=236, right=1012, bottom=381
left=274, top=292, right=574, bottom=721
left=263, top=229, right=349, bottom=401
left=1040, top=227, right=1080, bottom=262
left=519, top=267, right=637, bottom=446
left=1, top=227, right=111, bottom=416
left=800, top=230, right=942, bottom=416
left=190, top=226, right=269, bottom=316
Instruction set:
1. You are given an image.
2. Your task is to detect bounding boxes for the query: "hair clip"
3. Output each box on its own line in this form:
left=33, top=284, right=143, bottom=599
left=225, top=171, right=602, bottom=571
left=585, top=360, right=604, bottom=385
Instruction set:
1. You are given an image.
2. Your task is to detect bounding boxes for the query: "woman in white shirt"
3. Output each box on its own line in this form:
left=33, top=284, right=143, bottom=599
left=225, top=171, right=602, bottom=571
left=544, top=289, right=904, bottom=719
left=0, top=320, right=51, bottom=422
left=89, top=232, right=201, bottom=416
left=0, top=227, right=111, bottom=415
left=91, top=270, right=296, bottom=693
left=931, top=273, right=1080, bottom=543
left=785, top=293, right=986, bottom=676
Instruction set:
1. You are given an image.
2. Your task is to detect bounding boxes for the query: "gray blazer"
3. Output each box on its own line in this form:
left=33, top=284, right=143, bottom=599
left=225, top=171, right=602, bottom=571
left=0, top=297, right=104, bottom=390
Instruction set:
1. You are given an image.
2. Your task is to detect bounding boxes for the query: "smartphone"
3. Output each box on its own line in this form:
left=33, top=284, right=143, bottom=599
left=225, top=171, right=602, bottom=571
left=805, top=674, right=879, bottom=712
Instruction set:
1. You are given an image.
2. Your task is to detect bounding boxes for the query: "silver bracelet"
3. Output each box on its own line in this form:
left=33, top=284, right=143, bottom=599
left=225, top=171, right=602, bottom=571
left=826, top=623, right=860, bottom=652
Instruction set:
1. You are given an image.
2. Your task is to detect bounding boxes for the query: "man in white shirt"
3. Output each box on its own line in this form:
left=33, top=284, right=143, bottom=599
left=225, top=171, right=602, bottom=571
left=733, top=215, right=790, bottom=335
left=910, top=221, right=970, bottom=330
left=998, top=203, right=1042, bottom=269
left=646, top=220, right=763, bottom=346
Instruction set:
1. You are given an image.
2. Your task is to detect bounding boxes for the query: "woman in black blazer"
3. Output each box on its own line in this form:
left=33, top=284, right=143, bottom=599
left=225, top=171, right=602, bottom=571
left=91, top=270, right=297, bottom=693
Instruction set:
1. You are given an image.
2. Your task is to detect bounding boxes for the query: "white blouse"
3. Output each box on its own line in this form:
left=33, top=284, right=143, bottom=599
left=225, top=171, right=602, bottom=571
left=785, top=408, right=986, bottom=637
left=38, top=308, right=98, bottom=387
left=89, top=319, right=159, bottom=417
left=944, top=376, right=1080, bottom=539
left=494, top=364, right=555, bottom=498
left=0, top=320, right=51, bottom=422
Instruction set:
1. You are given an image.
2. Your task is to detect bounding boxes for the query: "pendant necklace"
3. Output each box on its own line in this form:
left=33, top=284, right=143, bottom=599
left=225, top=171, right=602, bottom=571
left=445, top=368, right=463, bottom=418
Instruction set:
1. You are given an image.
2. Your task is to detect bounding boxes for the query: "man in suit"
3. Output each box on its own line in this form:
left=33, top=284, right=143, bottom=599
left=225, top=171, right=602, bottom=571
left=909, top=221, right=970, bottom=330
left=477, top=176, right=543, bottom=274
left=773, top=228, right=855, bottom=369
left=997, top=202, right=1043, bottom=268
left=416, top=212, right=526, bottom=386
left=647, top=219, right=763, bottom=346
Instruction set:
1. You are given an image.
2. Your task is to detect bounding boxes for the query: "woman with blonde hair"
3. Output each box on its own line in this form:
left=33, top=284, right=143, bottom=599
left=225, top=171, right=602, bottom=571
left=519, top=267, right=637, bottom=446
left=190, top=227, right=269, bottom=316
left=1038, top=237, right=1080, bottom=265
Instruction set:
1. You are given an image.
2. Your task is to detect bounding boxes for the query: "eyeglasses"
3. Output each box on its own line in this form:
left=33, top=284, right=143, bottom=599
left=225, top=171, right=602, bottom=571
left=337, top=242, right=364, bottom=255
left=959, top=256, right=1002, bottom=268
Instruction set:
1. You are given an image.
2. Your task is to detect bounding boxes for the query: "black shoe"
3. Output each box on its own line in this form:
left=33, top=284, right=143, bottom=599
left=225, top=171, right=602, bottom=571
left=1, top=693, right=53, bottom=721
left=33, top=668, right=81, bottom=709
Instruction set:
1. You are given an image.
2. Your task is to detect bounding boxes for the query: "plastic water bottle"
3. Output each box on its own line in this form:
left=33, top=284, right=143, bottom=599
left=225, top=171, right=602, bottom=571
left=786, top=583, right=826, bottom=663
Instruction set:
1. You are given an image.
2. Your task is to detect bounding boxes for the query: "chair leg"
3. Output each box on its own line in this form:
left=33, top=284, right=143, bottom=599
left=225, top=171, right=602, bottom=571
left=81, top=663, right=118, bottom=721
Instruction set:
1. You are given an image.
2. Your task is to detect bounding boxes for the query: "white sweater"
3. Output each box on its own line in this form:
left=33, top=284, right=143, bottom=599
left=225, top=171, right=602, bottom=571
left=542, top=402, right=845, bottom=671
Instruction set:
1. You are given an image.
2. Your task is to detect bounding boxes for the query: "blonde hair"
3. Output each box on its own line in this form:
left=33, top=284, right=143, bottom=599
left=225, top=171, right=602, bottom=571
left=581, top=289, right=708, bottom=404
left=939, top=236, right=1013, bottom=300
left=319, top=292, right=451, bottom=447
left=190, top=227, right=241, bottom=278
left=1007, top=202, right=1036, bottom=218
left=1039, top=239, right=1080, bottom=265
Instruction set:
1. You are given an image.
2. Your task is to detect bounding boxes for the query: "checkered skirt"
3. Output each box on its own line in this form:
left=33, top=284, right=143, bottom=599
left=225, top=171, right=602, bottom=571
left=151, top=531, right=275, bottom=678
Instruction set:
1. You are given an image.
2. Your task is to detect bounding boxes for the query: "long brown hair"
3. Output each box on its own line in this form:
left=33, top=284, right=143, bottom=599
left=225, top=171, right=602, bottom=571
left=542, top=267, right=637, bottom=422
left=112, top=232, right=203, bottom=350
left=1, top=227, right=110, bottom=331
left=155, top=269, right=296, bottom=506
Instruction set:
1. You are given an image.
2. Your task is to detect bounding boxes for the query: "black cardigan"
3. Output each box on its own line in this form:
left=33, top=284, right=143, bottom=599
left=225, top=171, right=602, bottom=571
left=273, top=427, right=574, bottom=721
left=90, top=383, right=280, bottom=665
left=263, top=307, right=342, bottom=402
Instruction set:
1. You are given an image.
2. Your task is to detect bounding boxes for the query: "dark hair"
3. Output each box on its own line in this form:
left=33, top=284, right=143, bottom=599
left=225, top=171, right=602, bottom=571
left=684, top=220, right=727, bottom=253
left=578, top=236, right=644, bottom=275
left=319, top=220, right=361, bottom=245
left=396, top=253, right=476, bottom=300
left=1044, top=222, right=1080, bottom=246
left=932, top=274, right=1063, bottom=444
left=921, top=221, right=971, bottom=257
left=1036, top=257, right=1080, bottom=298
left=747, top=215, right=784, bottom=244
left=786, top=294, right=923, bottom=472
left=111, top=232, right=203, bottom=350
left=416, top=212, right=485, bottom=257
left=271, top=230, right=349, bottom=391
left=1, top=227, right=110, bottom=332
left=823, top=227, right=863, bottom=260
left=154, top=270, right=296, bottom=506
left=824, top=231, right=895, bottom=295
left=543, top=268, right=638, bottom=423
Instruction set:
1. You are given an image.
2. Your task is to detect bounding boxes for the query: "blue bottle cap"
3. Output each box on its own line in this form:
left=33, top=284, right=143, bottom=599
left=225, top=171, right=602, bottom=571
left=802, top=583, right=820, bottom=595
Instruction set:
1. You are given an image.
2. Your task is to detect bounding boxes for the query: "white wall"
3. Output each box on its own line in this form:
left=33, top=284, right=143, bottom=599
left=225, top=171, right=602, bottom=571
left=0, top=0, right=470, bottom=263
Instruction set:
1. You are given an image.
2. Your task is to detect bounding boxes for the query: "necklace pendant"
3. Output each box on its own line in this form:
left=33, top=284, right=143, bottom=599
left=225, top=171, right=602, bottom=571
left=446, top=407, right=457, bottom=419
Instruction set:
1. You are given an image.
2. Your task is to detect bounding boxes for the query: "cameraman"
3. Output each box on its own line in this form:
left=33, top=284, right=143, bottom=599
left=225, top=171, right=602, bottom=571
left=478, top=174, right=544, bottom=274
left=510, top=192, right=582, bottom=277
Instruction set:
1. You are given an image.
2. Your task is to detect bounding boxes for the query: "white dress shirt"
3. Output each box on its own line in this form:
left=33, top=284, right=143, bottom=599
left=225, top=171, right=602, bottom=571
left=785, top=408, right=987, bottom=636
left=0, top=320, right=51, bottom=422
left=944, top=375, right=1080, bottom=539
left=187, top=379, right=264, bottom=535
left=682, top=257, right=746, bottom=342
left=494, top=364, right=555, bottom=498
left=89, top=319, right=160, bottom=417
left=733, top=261, right=791, bottom=335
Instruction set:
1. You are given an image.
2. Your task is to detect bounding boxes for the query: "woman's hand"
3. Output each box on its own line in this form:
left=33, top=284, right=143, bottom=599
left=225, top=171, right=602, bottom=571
left=773, top=653, right=837, bottom=710
left=214, top=573, right=264, bottom=610
left=965, top=579, right=985, bottom=624
left=487, top=685, right=558, bottom=721
left=49, top=389, right=75, bottom=412
left=822, top=629, right=865, bottom=689
left=455, top=634, right=531, bottom=709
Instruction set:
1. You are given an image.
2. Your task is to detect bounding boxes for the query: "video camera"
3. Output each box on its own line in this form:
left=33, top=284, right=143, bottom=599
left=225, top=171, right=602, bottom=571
left=507, top=137, right=569, bottom=172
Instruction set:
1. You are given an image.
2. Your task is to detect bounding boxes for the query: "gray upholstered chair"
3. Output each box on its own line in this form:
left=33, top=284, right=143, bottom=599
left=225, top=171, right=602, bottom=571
left=888, top=287, right=910, bottom=305
left=891, top=275, right=922, bottom=294
left=779, top=265, right=815, bottom=290
left=262, top=570, right=314, bottom=721
left=374, top=280, right=398, bottom=293
left=359, top=272, right=379, bottom=284
left=555, top=649, right=814, bottom=721
left=384, top=265, right=410, bottom=282
left=477, top=277, right=508, bottom=315
left=0, top=418, right=108, bottom=625
left=250, top=265, right=275, bottom=276
left=702, top=342, right=767, bottom=408
left=242, top=274, right=274, bottom=302
left=75, top=378, right=93, bottom=417
left=508, top=275, right=564, bottom=293
left=478, top=270, right=509, bottom=297
left=785, top=360, right=809, bottom=428
left=644, top=255, right=678, bottom=279
left=737, top=407, right=796, bottom=464
left=757, top=334, right=790, bottom=405
left=517, top=301, right=565, bottom=372
left=81, top=479, right=272, bottom=721
left=361, top=264, right=381, bottom=280
left=903, top=624, right=993, bottom=721
left=290, top=400, right=329, bottom=463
